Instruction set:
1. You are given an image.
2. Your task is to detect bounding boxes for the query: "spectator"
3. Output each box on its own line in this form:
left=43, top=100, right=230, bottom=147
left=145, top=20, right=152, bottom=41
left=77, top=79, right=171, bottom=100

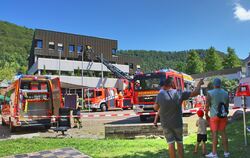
left=154, top=77, right=204, bottom=158
left=194, top=109, right=209, bottom=156
left=205, top=78, right=230, bottom=158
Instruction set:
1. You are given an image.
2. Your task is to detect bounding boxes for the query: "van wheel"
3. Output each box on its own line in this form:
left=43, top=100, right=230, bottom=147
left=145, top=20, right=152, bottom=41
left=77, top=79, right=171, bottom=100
left=140, top=115, right=147, bottom=122
left=101, top=103, right=107, bottom=112
left=9, top=118, right=16, bottom=133
left=1, top=118, right=6, bottom=126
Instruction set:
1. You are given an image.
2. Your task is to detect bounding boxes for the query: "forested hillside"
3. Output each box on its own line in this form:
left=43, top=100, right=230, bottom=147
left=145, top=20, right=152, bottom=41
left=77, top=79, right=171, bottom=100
left=0, top=21, right=33, bottom=80
left=118, top=49, right=228, bottom=73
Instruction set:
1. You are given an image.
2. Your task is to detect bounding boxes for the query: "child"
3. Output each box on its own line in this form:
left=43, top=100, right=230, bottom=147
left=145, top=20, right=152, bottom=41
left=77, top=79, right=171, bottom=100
left=194, top=109, right=208, bottom=155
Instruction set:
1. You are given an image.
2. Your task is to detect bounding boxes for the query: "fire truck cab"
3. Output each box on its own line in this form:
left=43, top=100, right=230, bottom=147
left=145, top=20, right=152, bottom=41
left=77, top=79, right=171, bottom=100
left=1, top=75, right=63, bottom=132
left=133, top=69, right=194, bottom=121
left=84, top=87, right=123, bottom=112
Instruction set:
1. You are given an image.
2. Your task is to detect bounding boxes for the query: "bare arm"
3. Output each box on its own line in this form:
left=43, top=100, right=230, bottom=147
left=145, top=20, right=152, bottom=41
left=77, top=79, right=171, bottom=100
left=205, top=94, right=211, bottom=120
left=154, top=103, right=160, bottom=111
left=205, top=94, right=211, bottom=112
left=190, top=79, right=204, bottom=97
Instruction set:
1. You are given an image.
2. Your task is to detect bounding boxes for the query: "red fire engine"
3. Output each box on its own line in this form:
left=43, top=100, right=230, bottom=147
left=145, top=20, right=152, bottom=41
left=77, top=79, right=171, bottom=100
left=84, top=87, right=123, bottom=112
left=87, top=49, right=134, bottom=110
left=133, top=69, right=195, bottom=121
left=1, top=75, right=63, bottom=132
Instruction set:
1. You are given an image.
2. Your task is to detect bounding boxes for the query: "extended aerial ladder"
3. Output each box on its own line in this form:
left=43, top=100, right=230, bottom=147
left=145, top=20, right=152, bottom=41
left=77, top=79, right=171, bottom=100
left=95, top=55, right=133, bottom=81
left=85, top=46, right=134, bottom=109
left=86, top=46, right=133, bottom=81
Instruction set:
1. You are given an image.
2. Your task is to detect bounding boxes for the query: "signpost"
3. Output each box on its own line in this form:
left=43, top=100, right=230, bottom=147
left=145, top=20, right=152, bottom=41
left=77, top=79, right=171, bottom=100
left=242, top=96, right=248, bottom=146
left=87, top=88, right=90, bottom=112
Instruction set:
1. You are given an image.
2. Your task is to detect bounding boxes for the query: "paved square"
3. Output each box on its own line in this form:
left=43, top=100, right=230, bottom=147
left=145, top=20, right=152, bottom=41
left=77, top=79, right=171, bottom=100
left=5, top=148, right=91, bottom=158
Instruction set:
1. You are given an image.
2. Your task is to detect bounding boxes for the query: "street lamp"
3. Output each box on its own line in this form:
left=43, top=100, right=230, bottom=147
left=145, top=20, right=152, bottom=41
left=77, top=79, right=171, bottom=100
left=57, top=43, right=63, bottom=76
left=101, top=53, right=104, bottom=88
left=81, top=45, right=84, bottom=109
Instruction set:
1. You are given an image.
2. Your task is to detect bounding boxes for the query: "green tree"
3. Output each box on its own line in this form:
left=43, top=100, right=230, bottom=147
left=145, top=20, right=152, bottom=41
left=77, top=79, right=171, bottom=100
left=223, top=47, right=242, bottom=69
left=176, top=62, right=187, bottom=72
left=186, top=50, right=204, bottom=74
left=42, top=65, right=47, bottom=75
left=204, top=47, right=223, bottom=72
left=0, top=63, right=16, bottom=81
left=76, top=67, right=81, bottom=76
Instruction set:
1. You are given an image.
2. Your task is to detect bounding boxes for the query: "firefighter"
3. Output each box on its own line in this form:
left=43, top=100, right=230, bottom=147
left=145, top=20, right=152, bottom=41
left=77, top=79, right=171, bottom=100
left=117, top=91, right=124, bottom=108
left=73, top=95, right=82, bottom=129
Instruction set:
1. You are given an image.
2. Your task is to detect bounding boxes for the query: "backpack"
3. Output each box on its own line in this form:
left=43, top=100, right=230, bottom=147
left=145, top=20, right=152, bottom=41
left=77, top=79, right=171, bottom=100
left=217, top=102, right=229, bottom=118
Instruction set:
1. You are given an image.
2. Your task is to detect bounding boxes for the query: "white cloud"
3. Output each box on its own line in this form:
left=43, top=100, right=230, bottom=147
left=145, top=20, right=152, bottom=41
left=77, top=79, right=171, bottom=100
left=234, top=3, right=250, bottom=21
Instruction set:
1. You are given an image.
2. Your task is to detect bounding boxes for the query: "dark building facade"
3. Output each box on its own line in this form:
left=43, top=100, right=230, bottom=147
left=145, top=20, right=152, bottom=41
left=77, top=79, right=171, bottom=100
left=28, top=29, right=140, bottom=74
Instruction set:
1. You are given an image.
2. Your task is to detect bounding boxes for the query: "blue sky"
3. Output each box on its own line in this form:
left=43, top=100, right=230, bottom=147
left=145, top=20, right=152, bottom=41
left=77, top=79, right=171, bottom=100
left=0, top=0, right=249, bottom=59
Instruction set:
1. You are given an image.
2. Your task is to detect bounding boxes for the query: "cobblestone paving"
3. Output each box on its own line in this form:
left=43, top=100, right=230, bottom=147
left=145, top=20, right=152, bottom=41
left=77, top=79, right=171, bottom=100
left=5, top=148, right=91, bottom=158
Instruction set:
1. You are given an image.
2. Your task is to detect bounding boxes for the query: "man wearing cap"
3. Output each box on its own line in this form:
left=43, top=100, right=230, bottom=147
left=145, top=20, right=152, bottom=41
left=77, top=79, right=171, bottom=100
left=154, top=77, right=204, bottom=158
left=205, top=78, right=229, bottom=158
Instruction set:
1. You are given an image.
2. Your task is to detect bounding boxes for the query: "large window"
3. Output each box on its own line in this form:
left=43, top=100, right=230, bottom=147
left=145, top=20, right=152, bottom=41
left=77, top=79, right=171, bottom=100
left=35, top=39, right=43, bottom=48
left=49, top=42, right=55, bottom=49
left=112, top=48, right=117, bottom=55
left=69, top=45, right=75, bottom=53
left=85, top=90, right=94, bottom=98
left=177, top=78, right=182, bottom=90
left=96, top=91, right=102, bottom=97
left=77, top=45, right=83, bottom=54
left=57, top=43, right=63, bottom=52
left=129, top=63, right=134, bottom=69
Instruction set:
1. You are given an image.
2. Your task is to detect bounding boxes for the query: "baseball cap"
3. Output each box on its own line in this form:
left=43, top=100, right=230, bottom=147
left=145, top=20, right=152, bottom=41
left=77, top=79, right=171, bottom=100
left=197, top=109, right=204, bottom=117
left=159, top=80, right=164, bottom=86
left=213, top=78, right=221, bottom=87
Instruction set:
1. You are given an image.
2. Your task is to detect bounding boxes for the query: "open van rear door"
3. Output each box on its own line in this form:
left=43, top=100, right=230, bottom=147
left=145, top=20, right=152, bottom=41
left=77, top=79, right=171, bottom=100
left=51, top=78, right=63, bottom=116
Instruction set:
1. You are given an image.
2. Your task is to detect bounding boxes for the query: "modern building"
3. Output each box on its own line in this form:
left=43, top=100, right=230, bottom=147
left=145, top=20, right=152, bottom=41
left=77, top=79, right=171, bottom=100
left=241, top=54, right=250, bottom=84
left=191, top=67, right=242, bottom=95
left=28, top=29, right=140, bottom=96
left=192, top=67, right=242, bottom=82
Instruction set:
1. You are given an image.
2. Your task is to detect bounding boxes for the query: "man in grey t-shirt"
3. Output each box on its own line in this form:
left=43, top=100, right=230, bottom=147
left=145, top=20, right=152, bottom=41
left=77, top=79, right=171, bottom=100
left=154, top=77, right=203, bottom=158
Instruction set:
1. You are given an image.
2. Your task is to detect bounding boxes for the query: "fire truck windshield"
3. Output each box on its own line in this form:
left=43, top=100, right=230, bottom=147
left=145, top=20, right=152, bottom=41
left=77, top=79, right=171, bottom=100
left=134, top=73, right=165, bottom=91
left=20, top=80, right=49, bottom=92
left=85, top=90, right=95, bottom=98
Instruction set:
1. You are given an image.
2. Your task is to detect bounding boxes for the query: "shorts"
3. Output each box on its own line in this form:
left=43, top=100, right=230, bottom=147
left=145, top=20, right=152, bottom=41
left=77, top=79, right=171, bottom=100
left=163, top=127, right=183, bottom=144
left=210, top=116, right=227, bottom=132
left=197, top=134, right=207, bottom=142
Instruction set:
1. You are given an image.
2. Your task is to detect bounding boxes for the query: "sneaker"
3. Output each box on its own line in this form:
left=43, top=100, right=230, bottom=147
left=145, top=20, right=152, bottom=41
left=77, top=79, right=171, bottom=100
left=205, top=152, right=218, bottom=158
left=224, top=152, right=230, bottom=158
